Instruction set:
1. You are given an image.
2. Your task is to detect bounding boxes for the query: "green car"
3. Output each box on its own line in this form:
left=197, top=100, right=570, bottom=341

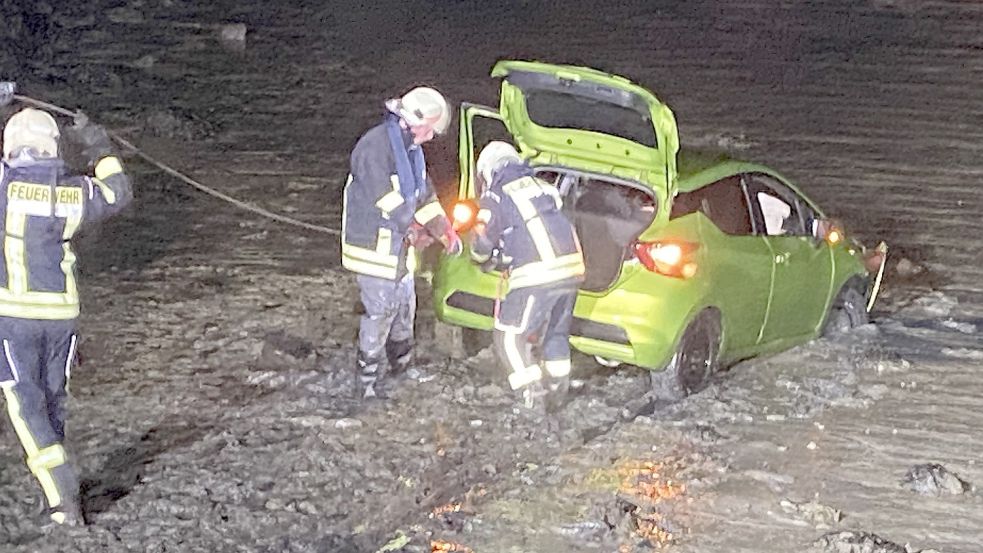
left=432, top=60, right=883, bottom=397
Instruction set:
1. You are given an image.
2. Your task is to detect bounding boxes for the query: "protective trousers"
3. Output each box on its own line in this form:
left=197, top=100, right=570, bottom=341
left=356, top=274, right=415, bottom=398
left=492, top=284, right=577, bottom=391
left=0, top=316, right=81, bottom=524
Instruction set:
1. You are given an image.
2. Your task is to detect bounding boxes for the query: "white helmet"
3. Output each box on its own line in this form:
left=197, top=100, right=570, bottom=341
left=476, top=141, right=520, bottom=185
left=387, top=86, right=451, bottom=135
left=3, top=107, right=60, bottom=160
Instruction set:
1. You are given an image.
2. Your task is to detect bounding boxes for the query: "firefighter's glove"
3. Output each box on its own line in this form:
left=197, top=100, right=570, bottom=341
left=67, top=112, right=114, bottom=165
left=406, top=222, right=435, bottom=249
left=442, top=227, right=463, bottom=256
left=0, top=82, right=14, bottom=107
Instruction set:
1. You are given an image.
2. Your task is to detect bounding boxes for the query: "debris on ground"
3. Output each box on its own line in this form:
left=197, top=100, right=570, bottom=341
left=814, top=531, right=938, bottom=553
left=901, top=463, right=971, bottom=496
left=780, top=498, right=843, bottom=528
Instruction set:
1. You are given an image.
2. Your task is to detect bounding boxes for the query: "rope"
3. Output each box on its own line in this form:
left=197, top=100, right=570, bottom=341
left=11, top=94, right=342, bottom=236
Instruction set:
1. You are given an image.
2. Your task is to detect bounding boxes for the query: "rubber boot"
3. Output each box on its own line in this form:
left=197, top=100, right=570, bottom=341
left=355, top=353, right=386, bottom=400
left=49, top=496, right=84, bottom=527
left=545, top=375, right=570, bottom=413
left=385, top=338, right=413, bottom=378
left=515, top=381, right=548, bottom=414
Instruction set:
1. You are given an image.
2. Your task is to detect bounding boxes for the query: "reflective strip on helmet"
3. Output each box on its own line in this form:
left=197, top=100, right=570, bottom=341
left=414, top=200, right=445, bottom=225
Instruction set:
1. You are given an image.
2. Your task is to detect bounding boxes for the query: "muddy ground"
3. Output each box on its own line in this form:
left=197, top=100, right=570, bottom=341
left=1, top=1, right=982, bottom=552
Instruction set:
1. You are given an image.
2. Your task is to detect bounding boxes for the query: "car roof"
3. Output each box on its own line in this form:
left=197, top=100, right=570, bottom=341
left=677, top=148, right=777, bottom=193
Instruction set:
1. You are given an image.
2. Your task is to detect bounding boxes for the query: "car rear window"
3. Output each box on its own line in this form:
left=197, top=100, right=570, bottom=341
left=523, top=89, right=658, bottom=148
left=671, top=176, right=753, bottom=235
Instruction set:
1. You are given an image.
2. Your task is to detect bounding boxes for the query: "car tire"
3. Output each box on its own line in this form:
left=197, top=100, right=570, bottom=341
left=822, top=287, right=868, bottom=338
left=650, top=312, right=721, bottom=401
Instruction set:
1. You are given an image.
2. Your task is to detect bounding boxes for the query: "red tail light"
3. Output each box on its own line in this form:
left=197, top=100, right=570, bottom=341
left=634, top=240, right=699, bottom=278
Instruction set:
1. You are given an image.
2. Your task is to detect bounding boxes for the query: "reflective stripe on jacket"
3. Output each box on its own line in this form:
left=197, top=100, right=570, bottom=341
left=472, top=162, right=585, bottom=290
left=0, top=155, right=133, bottom=319
left=341, top=120, right=450, bottom=281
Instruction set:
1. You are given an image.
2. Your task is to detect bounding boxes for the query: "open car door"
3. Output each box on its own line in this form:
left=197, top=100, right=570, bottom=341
left=456, top=102, right=511, bottom=200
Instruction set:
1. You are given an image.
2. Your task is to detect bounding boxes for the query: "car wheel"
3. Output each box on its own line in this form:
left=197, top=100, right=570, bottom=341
left=822, top=287, right=868, bottom=337
left=650, top=312, right=721, bottom=401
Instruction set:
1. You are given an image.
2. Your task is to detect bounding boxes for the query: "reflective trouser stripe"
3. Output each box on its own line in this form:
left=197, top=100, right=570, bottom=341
left=2, top=385, right=65, bottom=508
left=501, top=330, right=542, bottom=390
left=543, top=358, right=571, bottom=378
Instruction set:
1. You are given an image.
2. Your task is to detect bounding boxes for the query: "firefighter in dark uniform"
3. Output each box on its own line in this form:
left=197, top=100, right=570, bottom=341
left=341, top=87, right=461, bottom=399
left=0, top=105, right=132, bottom=526
left=469, top=141, right=585, bottom=411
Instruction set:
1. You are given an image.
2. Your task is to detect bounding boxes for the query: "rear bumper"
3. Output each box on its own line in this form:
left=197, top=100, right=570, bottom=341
left=435, top=271, right=695, bottom=369
left=444, top=290, right=630, bottom=345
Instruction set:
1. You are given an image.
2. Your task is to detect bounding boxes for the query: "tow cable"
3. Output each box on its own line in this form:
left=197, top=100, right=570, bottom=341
left=6, top=88, right=342, bottom=236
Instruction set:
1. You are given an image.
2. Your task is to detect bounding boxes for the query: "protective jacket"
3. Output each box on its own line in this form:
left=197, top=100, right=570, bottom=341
left=342, top=115, right=451, bottom=281
left=0, top=154, right=132, bottom=319
left=472, top=162, right=585, bottom=289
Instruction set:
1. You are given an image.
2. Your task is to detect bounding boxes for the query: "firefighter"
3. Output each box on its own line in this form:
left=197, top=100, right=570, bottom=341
left=341, top=87, right=462, bottom=399
left=469, top=141, right=585, bottom=411
left=0, top=106, right=133, bottom=526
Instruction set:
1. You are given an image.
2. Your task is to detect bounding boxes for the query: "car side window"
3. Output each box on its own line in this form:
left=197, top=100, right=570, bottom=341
left=670, top=176, right=753, bottom=235
left=745, top=173, right=808, bottom=237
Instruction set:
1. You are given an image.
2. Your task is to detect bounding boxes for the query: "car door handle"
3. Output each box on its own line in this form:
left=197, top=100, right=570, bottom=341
left=774, top=252, right=790, bottom=264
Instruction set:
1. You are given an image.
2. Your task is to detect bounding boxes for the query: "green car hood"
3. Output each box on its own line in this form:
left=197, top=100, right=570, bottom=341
left=491, top=60, right=680, bottom=199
